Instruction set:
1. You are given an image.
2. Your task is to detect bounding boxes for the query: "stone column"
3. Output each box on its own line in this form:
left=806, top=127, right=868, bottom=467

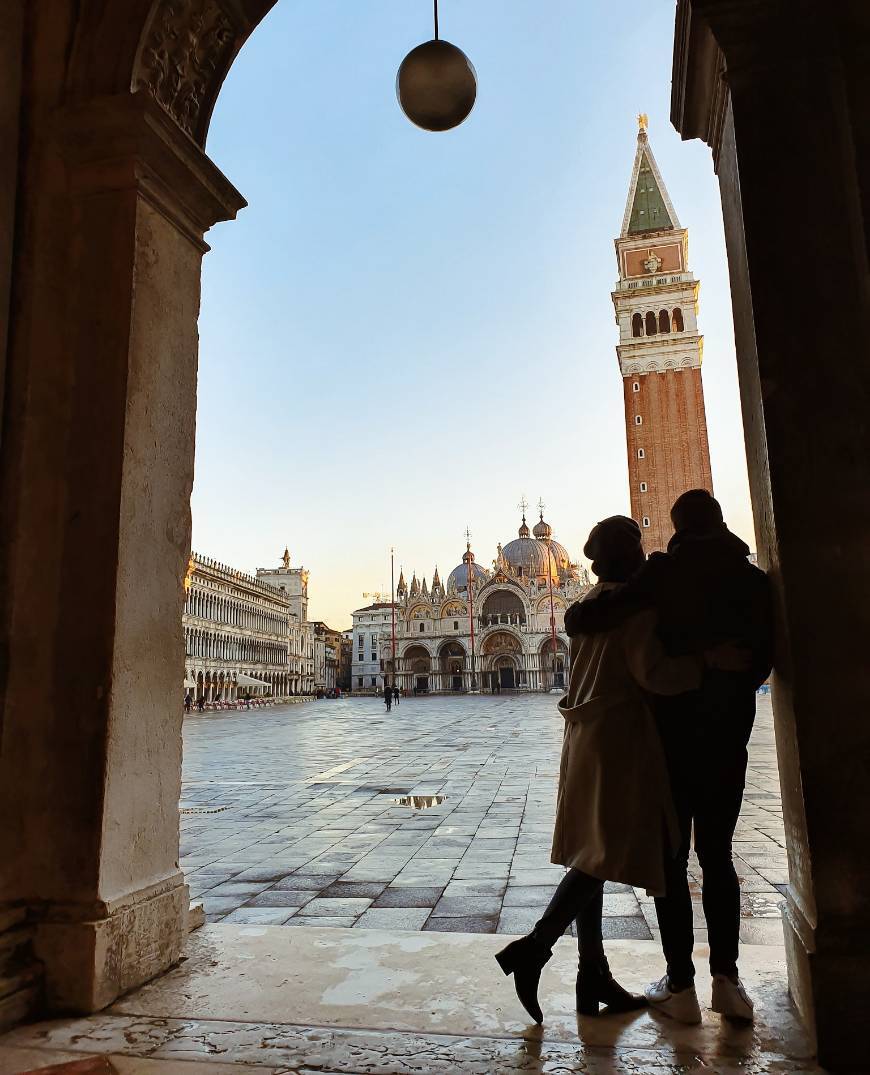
left=0, top=92, right=244, bottom=1013
left=0, top=0, right=23, bottom=427
left=675, top=3, right=870, bottom=1067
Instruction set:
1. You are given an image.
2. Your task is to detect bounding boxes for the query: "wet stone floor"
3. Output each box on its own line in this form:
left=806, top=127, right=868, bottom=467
left=181, top=692, right=787, bottom=940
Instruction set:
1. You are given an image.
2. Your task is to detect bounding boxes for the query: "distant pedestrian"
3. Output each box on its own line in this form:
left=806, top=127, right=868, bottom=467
left=244, top=691, right=252, bottom=710
left=384, top=685, right=393, bottom=712
left=393, top=685, right=400, bottom=706
left=184, top=692, right=192, bottom=714
left=196, top=695, right=205, bottom=712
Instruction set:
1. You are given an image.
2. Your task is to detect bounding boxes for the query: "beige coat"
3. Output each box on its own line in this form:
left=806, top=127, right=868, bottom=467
left=550, top=583, right=702, bottom=896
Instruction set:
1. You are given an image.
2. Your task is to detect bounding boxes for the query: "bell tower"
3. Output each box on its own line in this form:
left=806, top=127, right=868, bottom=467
left=612, top=116, right=713, bottom=553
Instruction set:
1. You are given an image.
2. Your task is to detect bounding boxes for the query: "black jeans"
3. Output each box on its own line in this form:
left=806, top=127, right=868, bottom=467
left=533, top=868, right=605, bottom=962
left=654, top=677, right=756, bottom=985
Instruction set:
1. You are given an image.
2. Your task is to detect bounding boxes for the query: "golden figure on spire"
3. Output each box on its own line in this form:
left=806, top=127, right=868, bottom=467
left=637, top=112, right=648, bottom=132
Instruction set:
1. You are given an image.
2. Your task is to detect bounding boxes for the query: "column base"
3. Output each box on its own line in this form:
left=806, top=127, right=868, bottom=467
left=783, top=891, right=870, bottom=1071
left=33, top=874, right=188, bottom=1013
left=782, top=896, right=815, bottom=1049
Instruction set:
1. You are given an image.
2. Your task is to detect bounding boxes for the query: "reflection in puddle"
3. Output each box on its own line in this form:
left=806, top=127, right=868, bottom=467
left=394, top=794, right=446, bottom=810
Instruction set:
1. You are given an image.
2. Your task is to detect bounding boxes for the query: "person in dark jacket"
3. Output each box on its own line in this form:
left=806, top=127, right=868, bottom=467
left=565, top=489, right=772, bottom=1024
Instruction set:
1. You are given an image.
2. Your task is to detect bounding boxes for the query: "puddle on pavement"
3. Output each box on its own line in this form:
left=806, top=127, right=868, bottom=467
left=393, top=794, right=446, bottom=810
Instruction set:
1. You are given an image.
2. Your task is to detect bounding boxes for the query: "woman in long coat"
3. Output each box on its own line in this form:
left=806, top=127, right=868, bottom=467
left=496, top=516, right=703, bottom=1022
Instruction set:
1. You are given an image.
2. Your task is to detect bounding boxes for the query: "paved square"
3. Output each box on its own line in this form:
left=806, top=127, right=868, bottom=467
left=181, top=691, right=787, bottom=939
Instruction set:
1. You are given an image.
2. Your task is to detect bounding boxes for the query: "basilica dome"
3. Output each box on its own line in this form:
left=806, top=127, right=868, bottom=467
left=501, top=515, right=573, bottom=581
left=447, top=544, right=488, bottom=592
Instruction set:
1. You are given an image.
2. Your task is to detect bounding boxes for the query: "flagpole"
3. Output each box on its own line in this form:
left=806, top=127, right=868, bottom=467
left=539, top=499, right=560, bottom=693
left=390, top=548, right=397, bottom=690
left=465, top=528, right=478, bottom=692
left=547, top=545, right=558, bottom=690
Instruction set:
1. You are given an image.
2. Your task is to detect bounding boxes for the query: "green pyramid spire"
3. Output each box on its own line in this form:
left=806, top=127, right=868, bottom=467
left=627, top=149, right=674, bottom=234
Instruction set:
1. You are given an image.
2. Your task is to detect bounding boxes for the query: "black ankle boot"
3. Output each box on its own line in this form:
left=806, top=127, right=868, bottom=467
left=495, top=933, right=553, bottom=1024
left=576, top=957, right=647, bottom=1016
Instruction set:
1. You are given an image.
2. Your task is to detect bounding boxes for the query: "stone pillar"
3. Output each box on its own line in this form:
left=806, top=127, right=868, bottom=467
left=0, top=92, right=244, bottom=1013
left=673, top=3, right=870, bottom=1067
left=0, top=0, right=23, bottom=428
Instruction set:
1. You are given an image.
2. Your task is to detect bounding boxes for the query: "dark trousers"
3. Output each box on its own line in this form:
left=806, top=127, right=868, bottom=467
left=533, top=868, right=605, bottom=962
left=654, top=677, right=756, bottom=985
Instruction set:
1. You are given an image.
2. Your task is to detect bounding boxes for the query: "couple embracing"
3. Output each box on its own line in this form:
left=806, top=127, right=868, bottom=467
left=496, top=490, right=772, bottom=1026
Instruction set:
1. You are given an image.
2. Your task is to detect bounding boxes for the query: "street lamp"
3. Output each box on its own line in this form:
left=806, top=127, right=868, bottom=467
left=397, top=1, right=477, bottom=132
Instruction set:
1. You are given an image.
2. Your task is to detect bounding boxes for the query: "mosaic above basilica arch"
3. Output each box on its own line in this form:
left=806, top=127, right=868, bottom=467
left=481, top=630, right=523, bottom=656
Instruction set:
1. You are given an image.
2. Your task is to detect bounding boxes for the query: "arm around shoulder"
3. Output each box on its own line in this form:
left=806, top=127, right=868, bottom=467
left=623, top=609, right=702, bottom=696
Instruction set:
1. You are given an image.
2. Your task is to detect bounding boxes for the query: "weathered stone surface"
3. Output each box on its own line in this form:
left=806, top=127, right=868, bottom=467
left=0, top=925, right=822, bottom=1073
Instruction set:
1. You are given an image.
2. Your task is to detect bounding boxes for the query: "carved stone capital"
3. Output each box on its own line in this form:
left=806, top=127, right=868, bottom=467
left=133, top=0, right=242, bottom=146
left=56, top=91, right=246, bottom=246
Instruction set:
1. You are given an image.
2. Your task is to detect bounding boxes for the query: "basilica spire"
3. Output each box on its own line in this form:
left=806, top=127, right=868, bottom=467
left=533, top=499, right=553, bottom=540
left=620, top=115, right=680, bottom=238
left=516, top=494, right=530, bottom=538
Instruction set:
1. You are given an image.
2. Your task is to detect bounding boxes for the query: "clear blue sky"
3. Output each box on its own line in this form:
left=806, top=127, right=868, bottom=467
left=193, top=0, right=754, bottom=629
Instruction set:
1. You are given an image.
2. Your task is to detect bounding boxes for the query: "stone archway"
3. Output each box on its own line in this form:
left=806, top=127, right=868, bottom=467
left=2, top=4, right=870, bottom=1065
left=401, top=644, right=431, bottom=694
left=492, top=654, right=517, bottom=691
left=481, top=630, right=523, bottom=692
left=438, top=640, right=466, bottom=692
left=480, top=588, right=526, bottom=628
left=539, top=637, right=568, bottom=691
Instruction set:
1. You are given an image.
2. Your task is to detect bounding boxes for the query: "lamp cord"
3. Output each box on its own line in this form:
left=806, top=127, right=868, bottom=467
left=434, top=0, right=439, bottom=39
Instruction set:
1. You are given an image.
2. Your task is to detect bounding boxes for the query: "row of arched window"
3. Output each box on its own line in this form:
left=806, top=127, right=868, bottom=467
left=631, top=308, right=685, bottom=337
left=185, top=587, right=286, bottom=635
left=184, top=626, right=287, bottom=665
left=186, top=669, right=308, bottom=702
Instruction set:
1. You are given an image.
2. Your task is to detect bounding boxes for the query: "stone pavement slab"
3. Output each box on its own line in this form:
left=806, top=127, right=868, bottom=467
left=0, top=923, right=825, bottom=1073
left=180, top=693, right=787, bottom=937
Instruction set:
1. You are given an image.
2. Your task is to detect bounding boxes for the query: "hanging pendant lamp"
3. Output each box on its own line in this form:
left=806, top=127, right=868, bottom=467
left=396, top=1, right=477, bottom=132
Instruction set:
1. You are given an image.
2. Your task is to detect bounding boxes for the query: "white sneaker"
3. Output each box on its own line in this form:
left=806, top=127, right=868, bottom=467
left=711, top=973, right=754, bottom=1021
left=645, top=975, right=703, bottom=1024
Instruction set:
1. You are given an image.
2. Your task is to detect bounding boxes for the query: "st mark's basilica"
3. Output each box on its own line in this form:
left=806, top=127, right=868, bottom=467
left=378, top=506, right=590, bottom=695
